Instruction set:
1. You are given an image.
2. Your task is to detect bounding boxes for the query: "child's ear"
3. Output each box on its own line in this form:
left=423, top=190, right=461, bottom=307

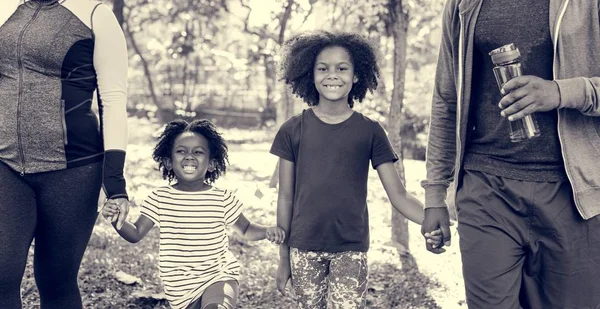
left=353, top=76, right=359, bottom=83
left=207, top=159, right=216, bottom=172
left=163, top=158, right=173, bottom=170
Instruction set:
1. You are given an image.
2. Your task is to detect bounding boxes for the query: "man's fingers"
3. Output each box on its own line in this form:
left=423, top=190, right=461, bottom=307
left=427, top=235, right=443, bottom=242
left=500, top=75, right=531, bottom=95
left=506, top=103, right=537, bottom=122
left=425, top=241, right=446, bottom=254
left=432, top=247, right=447, bottom=254
left=429, top=229, right=442, bottom=236
left=441, top=221, right=451, bottom=247
left=500, top=95, right=535, bottom=118
left=499, top=84, right=529, bottom=108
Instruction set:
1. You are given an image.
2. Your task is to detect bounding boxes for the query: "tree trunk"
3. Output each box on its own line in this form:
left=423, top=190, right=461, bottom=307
left=263, top=54, right=276, bottom=126
left=388, top=0, right=410, bottom=253
left=112, top=0, right=125, bottom=28
left=124, top=24, right=168, bottom=123
left=275, top=0, right=295, bottom=127
left=271, top=0, right=296, bottom=187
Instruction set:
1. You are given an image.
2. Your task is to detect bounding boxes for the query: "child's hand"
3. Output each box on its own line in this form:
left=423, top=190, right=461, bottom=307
left=276, top=257, right=292, bottom=296
left=266, top=226, right=285, bottom=245
left=424, top=229, right=443, bottom=249
left=102, top=201, right=120, bottom=222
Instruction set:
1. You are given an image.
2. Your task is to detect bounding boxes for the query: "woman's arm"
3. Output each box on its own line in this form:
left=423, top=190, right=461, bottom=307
left=92, top=4, right=130, bottom=226
left=376, top=161, right=425, bottom=225
left=92, top=4, right=129, bottom=200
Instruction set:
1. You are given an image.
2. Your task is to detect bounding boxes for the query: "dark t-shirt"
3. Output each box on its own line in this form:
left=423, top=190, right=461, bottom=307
left=270, top=109, right=398, bottom=252
left=466, top=0, right=567, bottom=181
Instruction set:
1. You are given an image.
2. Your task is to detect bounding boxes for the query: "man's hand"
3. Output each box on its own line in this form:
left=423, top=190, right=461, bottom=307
left=498, top=75, right=561, bottom=121
left=421, top=207, right=451, bottom=254
left=105, top=198, right=129, bottom=230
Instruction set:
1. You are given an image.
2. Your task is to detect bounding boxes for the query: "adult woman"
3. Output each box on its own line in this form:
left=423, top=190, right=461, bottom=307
left=0, top=0, right=129, bottom=307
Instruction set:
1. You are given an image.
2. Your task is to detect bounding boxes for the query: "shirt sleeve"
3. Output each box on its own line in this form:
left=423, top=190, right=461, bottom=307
left=371, top=121, right=399, bottom=169
left=92, top=4, right=129, bottom=200
left=269, top=117, right=297, bottom=163
left=223, top=189, right=243, bottom=226
left=140, top=190, right=161, bottom=226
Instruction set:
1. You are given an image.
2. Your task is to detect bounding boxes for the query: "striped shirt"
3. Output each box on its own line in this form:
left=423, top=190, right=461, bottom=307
left=140, top=186, right=243, bottom=309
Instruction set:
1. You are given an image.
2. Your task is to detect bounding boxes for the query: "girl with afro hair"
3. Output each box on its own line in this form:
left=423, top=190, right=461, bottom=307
left=102, top=119, right=285, bottom=309
left=270, top=31, right=441, bottom=308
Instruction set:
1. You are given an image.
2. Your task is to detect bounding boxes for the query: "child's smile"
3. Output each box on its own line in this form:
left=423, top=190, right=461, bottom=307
left=182, top=162, right=198, bottom=172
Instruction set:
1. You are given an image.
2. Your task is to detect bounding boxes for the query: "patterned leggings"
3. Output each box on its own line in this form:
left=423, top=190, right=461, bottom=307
left=290, top=248, right=368, bottom=309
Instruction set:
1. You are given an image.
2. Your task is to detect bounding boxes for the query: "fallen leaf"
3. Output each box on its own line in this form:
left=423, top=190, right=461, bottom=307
left=254, top=186, right=264, bottom=199
left=114, top=271, right=142, bottom=285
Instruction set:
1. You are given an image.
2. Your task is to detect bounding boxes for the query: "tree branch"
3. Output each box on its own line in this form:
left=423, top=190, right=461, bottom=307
left=235, top=0, right=278, bottom=41
left=278, top=0, right=294, bottom=44
left=298, top=0, right=317, bottom=29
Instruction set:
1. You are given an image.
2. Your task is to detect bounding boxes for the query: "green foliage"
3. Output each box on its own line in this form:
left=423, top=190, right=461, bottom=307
left=115, top=0, right=444, bottom=154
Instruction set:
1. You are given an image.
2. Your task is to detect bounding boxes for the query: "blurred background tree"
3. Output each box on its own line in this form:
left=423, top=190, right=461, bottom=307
left=107, top=0, right=443, bottom=160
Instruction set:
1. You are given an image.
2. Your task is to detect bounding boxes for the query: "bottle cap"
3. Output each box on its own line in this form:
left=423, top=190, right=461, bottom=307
left=489, top=43, right=521, bottom=64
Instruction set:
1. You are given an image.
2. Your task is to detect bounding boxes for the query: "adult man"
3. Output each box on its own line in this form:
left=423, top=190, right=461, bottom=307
left=421, top=0, right=600, bottom=308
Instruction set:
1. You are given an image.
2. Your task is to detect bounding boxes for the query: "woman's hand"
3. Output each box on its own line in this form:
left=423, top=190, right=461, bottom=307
left=105, top=198, right=129, bottom=230
left=102, top=201, right=120, bottom=221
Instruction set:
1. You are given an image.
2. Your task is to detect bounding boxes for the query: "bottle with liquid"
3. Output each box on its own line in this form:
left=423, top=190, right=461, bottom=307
left=489, top=43, right=540, bottom=142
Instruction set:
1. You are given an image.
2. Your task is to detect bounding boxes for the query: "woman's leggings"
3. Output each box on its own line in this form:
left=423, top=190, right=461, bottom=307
left=0, top=160, right=102, bottom=309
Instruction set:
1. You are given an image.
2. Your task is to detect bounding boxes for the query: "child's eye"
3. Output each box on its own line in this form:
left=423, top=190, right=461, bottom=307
left=317, top=67, right=327, bottom=71
left=176, top=150, right=186, bottom=154
left=339, top=67, right=348, bottom=71
left=194, top=150, right=205, bottom=155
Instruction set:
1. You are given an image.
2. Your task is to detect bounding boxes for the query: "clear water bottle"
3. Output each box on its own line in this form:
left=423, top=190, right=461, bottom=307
left=489, top=43, right=540, bottom=142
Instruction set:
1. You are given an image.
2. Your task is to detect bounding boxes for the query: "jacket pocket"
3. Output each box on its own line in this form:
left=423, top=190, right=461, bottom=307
left=60, top=99, right=68, bottom=145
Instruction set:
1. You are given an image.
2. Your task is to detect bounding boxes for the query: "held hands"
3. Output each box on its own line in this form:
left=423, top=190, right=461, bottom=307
left=102, top=201, right=119, bottom=220
left=424, top=229, right=445, bottom=249
left=421, top=207, right=452, bottom=254
left=266, top=226, right=286, bottom=245
left=499, top=75, right=561, bottom=121
left=102, top=198, right=129, bottom=230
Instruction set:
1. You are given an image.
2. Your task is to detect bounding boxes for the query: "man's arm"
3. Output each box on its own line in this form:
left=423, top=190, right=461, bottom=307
left=420, top=0, right=461, bottom=253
